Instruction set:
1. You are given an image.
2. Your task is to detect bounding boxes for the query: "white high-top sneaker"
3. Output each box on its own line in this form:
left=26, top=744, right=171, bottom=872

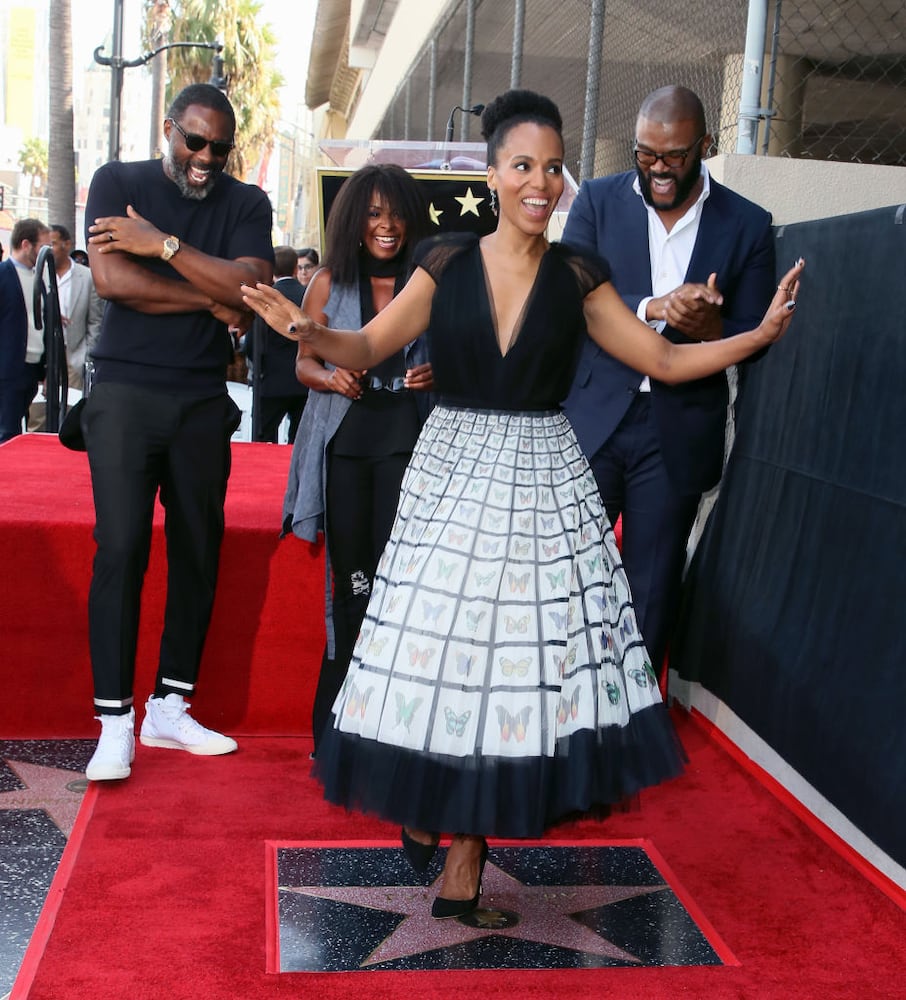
left=85, top=709, right=136, bottom=781
left=139, top=694, right=238, bottom=755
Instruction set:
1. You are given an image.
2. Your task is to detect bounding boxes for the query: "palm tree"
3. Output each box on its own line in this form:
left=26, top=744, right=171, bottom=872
left=47, top=0, right=77, bottom=235
left=161, top=0, right=282, bottom=180
left=18, top=137, right=49, bottom=196
left=146, top=0, right=173, bottom=158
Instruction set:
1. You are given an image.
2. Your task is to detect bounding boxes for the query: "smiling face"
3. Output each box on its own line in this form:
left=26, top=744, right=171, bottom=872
left=361, top=191, right=407, bottom=261
left=634, top=115, right=706, bottom=214
left=163, top=104, right=234, bottom=201
left=487, top=121, right=564, bottom=236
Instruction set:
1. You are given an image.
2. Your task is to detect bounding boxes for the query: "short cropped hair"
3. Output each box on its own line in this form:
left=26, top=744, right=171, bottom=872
left=166, top=83, right=236, bottom=134
left=11, top=218, right=49, bottom=249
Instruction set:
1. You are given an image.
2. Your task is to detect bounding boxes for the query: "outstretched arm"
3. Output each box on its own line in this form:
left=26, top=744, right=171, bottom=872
left=583, top=260, right=803, bottom=384
left=242, top=266, right=437, bottom=370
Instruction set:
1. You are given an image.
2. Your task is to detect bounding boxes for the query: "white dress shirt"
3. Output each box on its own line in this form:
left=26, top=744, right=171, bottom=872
left=633, top=163, right=711, bottom=390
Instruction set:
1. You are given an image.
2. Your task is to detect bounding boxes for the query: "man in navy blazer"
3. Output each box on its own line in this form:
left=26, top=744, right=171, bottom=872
left=0, top=218, right=51, bottom=442
left=243, top=244, right=308, bottom=442
left=562, top=85, right=775, bottom=680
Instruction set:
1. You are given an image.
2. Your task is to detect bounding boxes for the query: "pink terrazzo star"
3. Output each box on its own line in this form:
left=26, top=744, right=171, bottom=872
left=286, top=859, right=667, bottom=966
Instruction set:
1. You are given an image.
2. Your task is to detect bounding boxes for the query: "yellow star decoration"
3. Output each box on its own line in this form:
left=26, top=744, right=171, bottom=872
left=429, top=202, right=444, bottom=226
left=455, top=187, right=485, bottom=217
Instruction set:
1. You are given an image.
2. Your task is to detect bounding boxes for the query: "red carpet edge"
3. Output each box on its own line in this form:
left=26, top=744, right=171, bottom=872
left=9, top=783, right=100, bottom=1000
left=688, top=708, right=906, bottom=912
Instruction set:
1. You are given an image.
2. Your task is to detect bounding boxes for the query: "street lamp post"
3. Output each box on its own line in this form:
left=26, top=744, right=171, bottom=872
left=93, top=0, right=225, bottom=163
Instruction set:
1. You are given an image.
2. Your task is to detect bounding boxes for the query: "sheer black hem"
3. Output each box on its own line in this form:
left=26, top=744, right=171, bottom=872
left=312, top=702, right=685, bottom=839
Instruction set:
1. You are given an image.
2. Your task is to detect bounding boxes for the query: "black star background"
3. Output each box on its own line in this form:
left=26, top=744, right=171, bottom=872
left=317, top=168, right=498, bottom=247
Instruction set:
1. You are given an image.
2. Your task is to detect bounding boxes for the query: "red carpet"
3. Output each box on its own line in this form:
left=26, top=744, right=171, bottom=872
left=13, top=712, right=905, bottom=999
left=0, top=434, right=324, bottom=738
left=3, top=435, right=904, bottom=996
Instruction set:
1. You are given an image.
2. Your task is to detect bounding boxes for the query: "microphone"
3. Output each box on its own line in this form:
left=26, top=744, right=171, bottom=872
left=445, top=103, right=485, bottom=143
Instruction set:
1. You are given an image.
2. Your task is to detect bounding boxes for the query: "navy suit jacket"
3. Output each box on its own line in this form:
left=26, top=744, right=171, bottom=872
left=0, top=258, right=28, bottom=381
left=561, top=169, right=775, bottom=495
left=244, top=276, right=307, bottom=398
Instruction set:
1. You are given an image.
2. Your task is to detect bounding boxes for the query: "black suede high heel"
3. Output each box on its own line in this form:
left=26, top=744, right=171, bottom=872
left=401, top=827, right=439, bottom=873
left=431, top=840, right=488, bottom=919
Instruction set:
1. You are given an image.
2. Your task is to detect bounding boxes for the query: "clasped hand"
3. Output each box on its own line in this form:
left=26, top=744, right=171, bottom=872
left=656, top=273, right=724, bottom=341
left=87, top=205, right=166, bottom=257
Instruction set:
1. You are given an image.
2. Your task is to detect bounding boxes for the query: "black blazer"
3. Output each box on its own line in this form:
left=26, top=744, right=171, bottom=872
left=0, top=258, right=28, bottom=381
left=245, top=276, right=307, bottom=398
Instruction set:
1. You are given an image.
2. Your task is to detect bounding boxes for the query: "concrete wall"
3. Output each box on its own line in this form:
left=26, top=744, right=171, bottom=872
left=347, top=0, right=447, bottom=140
left=708, top=154, right=906, bottom=226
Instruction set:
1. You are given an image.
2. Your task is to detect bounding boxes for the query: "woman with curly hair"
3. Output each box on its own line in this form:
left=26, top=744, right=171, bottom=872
left=281, top=164, right=433, bottom=754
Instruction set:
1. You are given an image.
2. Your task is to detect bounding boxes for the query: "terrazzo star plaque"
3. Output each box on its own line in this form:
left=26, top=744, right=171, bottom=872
left=268, top=840, right=734, bottom=972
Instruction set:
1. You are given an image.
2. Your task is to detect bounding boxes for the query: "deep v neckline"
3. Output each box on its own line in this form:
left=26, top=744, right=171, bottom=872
left=478, top=244, right=548, bottom=358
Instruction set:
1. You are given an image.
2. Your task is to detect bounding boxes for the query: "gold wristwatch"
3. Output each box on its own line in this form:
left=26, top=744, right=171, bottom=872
left=161, top=236, right=180, bottom=261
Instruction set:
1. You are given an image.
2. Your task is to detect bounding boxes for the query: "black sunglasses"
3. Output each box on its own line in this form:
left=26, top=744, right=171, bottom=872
left=167, top=118, right=234, bottom=158
left=632, top=133, right=705, bottom=169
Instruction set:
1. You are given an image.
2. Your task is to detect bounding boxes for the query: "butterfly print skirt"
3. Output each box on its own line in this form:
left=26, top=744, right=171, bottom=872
left=313, top=406, right=685, bottom=837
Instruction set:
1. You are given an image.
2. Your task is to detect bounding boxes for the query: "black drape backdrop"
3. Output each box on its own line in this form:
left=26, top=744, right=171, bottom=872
left=672, top=204, right=906, bottom=869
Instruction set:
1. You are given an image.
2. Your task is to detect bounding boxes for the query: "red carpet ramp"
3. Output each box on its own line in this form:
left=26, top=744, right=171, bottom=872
left=0, top=435, right=324, bottom=738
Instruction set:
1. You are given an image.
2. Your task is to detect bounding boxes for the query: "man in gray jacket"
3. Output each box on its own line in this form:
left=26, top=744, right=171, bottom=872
left=49, top=224, right=104, bottom=389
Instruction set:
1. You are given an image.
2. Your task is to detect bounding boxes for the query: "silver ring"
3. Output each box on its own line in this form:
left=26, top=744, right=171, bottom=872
left=108, top=232, right=114, bottom=241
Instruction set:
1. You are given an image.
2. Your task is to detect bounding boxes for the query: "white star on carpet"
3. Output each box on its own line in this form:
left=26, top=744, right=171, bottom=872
left=0, top=759, right=86, bottom=836
left=285, top=860, right=667, bottom=966
left=429, top=202, right=444, bottom=225
left=454, top=187, right=485, bottom=217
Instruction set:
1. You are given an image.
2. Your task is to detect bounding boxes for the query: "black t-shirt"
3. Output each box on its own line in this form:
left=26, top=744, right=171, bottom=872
left=85, top=159, right=274, bottom=394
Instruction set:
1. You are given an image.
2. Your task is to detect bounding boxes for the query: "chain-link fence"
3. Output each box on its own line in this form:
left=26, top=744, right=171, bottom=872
left=376, top=0, right=906, bottom=179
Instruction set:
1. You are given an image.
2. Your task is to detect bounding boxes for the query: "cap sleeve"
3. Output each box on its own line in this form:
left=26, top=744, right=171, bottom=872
left=556, top=243, right=612, bottom=298
left=413, top=231, right=479, bottom=283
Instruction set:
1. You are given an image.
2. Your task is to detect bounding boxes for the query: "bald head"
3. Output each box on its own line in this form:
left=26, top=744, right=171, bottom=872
left=633, top=86, right=709, bottom=215
left=637, top=86, right=706, bottom=134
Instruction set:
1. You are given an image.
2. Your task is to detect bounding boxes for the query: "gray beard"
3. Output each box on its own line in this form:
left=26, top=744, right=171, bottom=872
left=164, top=153, right=219, bottom=201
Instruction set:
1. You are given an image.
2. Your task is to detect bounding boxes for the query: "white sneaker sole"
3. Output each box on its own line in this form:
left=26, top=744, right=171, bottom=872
left=139, top=734, right=238, bottom=755
left=85, top=760, right=132, bottom=781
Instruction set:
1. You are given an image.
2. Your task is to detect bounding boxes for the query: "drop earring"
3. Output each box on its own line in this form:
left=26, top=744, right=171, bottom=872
left=489, top=189, right=498, bottom=216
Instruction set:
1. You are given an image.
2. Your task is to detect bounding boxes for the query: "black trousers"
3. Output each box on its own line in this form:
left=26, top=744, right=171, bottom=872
left=311, top=449, right=410, bottom=749
left=0, top=362, right=43, bottom=443
left=253, top=393, right=306, bottom=444
left=586, top=393, right=701, bottom=680
left=82, top=382, right=239, bottom=713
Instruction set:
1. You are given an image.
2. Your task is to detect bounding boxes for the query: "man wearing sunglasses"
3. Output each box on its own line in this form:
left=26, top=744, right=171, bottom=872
left=79, top=84, right=274, bottom=782
left=562, top=84, right=775, bottom=687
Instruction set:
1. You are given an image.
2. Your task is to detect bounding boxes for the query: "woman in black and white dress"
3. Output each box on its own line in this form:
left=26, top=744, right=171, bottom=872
left=245, top=89, right=803, bottom=919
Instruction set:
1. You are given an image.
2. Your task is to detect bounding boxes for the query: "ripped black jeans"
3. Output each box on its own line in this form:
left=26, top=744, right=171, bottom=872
left=311, top=450, right=411, bottom=749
